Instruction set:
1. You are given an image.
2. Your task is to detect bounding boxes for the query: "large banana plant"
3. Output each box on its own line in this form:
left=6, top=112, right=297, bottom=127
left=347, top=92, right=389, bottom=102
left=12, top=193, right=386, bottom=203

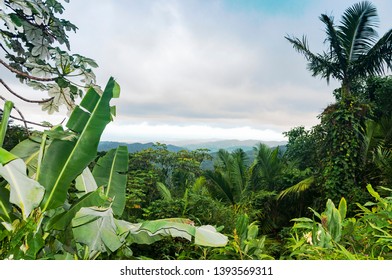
left=0, top=78, right=227, bottom=259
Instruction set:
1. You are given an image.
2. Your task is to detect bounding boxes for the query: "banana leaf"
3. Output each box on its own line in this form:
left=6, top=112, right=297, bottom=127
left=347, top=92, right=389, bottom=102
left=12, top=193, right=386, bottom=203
left=92, top=146, right=128, bottom=216
left=72, top=207, right=125, bottom=254
left=46, top=187, right=108, bottom=231
left=0, top=155, right=45, bottom=220
left=72, top=207, right=228, bottom=255
left=0, top=101, right=13, bottom=147
left=125, top=218, right=228, bottom=247
left=38, top=78, right=120, bottom=211
left=10, top=137, right=42, bottom=176
left=75, top=167, right=98, bottom=194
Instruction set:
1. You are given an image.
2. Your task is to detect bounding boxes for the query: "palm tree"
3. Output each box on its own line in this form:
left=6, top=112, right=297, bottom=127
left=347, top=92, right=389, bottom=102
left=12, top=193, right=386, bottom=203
left=286, top=1, right=392, bottom=97
left=205, top=148, right=250, bottom=206
left=250, top=143, right=284, bottom=191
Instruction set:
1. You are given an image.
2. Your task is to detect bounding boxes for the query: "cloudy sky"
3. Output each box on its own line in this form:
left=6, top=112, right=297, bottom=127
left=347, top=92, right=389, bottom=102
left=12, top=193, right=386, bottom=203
left=5, top=0, right=392, bottom=143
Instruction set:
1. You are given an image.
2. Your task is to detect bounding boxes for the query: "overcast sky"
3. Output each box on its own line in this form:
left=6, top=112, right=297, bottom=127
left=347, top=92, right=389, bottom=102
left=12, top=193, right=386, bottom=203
left=4, top=0, right=392, bottom=143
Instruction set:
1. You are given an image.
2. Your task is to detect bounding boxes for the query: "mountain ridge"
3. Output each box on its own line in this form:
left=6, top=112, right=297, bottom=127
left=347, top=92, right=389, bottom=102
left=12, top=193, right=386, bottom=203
left=98, top=139, right=287, bottom=153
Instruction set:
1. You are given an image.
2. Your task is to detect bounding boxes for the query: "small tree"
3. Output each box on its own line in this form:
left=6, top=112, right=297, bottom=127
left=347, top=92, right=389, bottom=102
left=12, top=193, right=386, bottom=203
left=0, top=0, right=98, bottom=129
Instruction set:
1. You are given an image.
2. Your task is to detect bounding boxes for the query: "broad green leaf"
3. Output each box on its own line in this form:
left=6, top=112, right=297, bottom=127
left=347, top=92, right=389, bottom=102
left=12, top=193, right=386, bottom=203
left=329, top=207, right=342, bottom=241
left=0, top=158, right=45, bottom=220
left=10, top=136, right=43, bottom=175
left=0, top=147, right=17, bottom=165
left=247, top=223, right=259, bottom=240
left=39, top=78, right=119, bottom=212
left=125, top=218, right=228, bottom=247
left=24, top=232, right=44, bottom=259
left=133, top=218, right=195, bottom=242
left=0, top=101, right=13, bottom=147
left=195, top=225, right=228, bottom=247
left=236, top=214, right=250, bottom=240
left=338, top=197, right=347, bottom=220
left=92, top=146, right=128, bottom=216
left=324, top=199, right=342, bottom=242
left=47, top=188, right=107, bottom=231
left=75, top=167, right=98, bottom=193
left=72, top=207, right=124, bottom=253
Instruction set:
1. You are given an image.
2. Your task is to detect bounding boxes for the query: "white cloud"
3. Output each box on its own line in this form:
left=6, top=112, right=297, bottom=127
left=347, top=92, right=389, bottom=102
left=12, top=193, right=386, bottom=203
left=101, top=121, right=286, bottom=143
left=4, top=0, right=392, bottom=142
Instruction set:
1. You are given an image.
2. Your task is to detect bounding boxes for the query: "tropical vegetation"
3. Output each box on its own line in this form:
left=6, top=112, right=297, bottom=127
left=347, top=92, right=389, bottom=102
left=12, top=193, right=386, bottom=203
left=1, top=0, right=392, bottom=260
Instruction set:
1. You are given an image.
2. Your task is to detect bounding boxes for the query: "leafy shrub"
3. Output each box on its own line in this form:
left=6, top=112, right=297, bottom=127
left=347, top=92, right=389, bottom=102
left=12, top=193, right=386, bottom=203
left=284, top=184, right=392, bottom=259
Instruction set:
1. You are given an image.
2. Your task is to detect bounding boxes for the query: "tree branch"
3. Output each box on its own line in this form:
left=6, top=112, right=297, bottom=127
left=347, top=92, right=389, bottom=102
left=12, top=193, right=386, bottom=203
left=0, top=58, right=56, bottom=82
left=0, top=94, right=29, bottom=134
left=8, top=113, right=52, bottom=128
left=0, top=79, right=54, bottom=104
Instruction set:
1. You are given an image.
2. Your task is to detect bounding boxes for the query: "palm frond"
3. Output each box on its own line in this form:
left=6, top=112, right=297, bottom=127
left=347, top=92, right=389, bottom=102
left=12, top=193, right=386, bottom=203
left=338, top=1, right=379, bottom=62
left=277, top=176, right=314, bottom=200
left=156, top=182, right=172, bottom=201
left=190, top=176, right=207, bottom=195
left=205, top=170, right=235, bottom=205
left=285, top=35, right=341, bottom=83
left=320, top=14, right=346, bottom=72
left=230, top=148, right=249, bottom=194
left=354, top=29, right=392, bottom=78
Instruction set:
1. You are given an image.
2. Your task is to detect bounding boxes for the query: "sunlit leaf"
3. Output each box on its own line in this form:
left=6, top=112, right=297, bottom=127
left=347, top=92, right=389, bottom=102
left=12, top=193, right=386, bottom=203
left=0, top=157, right=44, bottom=220
left=75, top=167, right=98, bottom=193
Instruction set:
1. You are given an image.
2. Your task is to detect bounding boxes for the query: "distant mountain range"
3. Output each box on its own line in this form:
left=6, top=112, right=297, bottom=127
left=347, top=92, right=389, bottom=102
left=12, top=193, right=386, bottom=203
left=98, top=139, right=287, bottom=153
left=181, top=139, right=287, bottom=152
left=98, top=141, right=184, bottom=153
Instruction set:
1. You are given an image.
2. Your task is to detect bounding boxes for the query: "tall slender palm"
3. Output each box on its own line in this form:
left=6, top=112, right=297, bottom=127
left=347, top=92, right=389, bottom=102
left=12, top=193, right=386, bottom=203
left=286, top=1, right=392, bottom=97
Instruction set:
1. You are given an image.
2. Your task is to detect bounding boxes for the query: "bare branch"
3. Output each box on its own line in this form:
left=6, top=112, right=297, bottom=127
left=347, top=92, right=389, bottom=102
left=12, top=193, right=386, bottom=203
left=0, top=94, right=29, bottom=134
left=0, top=79, right=54, bottom=104
left=0, top=98, right=52, bottom=133
left=0, top=58, right=56, bottom=82
left=8, top=113, right=52, bottom=128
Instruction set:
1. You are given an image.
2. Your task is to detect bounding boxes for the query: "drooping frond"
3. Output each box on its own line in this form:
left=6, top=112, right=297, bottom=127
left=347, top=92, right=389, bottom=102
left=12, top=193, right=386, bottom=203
left=277, top=176, right=314, bottom=200
left=156, top=182, right=172, bottom=201
left=285, top=35, right=342, bottom=83
left=205, top=170, right=235, bottom=205
left=354, top=29, right=392, bottom=78
left=216, top=149, right=231, bottom=171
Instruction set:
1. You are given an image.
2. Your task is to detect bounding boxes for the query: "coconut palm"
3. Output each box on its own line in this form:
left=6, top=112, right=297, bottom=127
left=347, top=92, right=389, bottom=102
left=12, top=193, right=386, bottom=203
left=286, top=1, right=392, bottom=97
